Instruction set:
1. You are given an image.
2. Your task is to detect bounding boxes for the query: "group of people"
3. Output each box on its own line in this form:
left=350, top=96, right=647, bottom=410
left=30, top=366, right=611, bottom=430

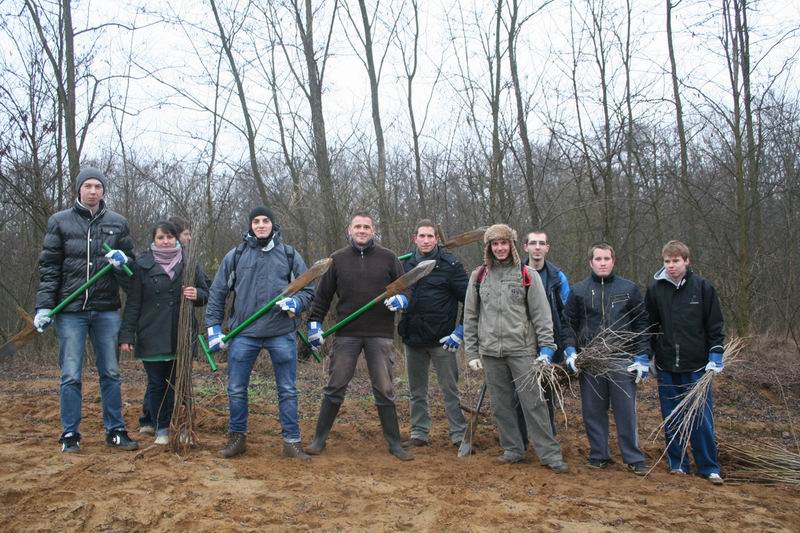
left=34, top=166, right=727, bottom=485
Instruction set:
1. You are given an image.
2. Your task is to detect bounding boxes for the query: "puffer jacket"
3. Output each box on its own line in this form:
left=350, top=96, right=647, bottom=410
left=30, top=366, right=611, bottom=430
left=645, top=268, right=725, bottom=372
left=561, top=272, right=650, bottom=355
left=205, top=228, right=313, bottom=338
left=463, top=262, right=555, bottom=360
left=119, top=250, right=209, bottom=358
left=525, top=259, right=570, bottom=359
left=398, top=247, right=468, bottom=347
left=36, top=200, right=134, bottom=312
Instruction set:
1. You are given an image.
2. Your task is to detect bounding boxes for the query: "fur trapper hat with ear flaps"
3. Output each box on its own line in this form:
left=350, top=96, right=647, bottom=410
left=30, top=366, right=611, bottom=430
left=483, top=223, right=521, bottom=267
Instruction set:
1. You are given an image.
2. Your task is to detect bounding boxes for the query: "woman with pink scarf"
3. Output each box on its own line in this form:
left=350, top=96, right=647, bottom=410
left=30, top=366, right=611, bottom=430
left=119, top=221, right=208, bottom=444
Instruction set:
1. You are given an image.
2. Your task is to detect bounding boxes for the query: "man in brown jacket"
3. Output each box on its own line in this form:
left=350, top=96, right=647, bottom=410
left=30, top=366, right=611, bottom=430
left=463, top=224, right=568, bottom=472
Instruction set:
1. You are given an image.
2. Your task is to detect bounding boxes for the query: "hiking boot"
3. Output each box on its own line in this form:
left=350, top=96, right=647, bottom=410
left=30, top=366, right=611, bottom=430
left=106, top=430, right=139, bottom=451
left=154, top=429, right=169, bottom=445
left=496, top=453, right=524, bottom=464
left=138, top=424, right=155, bottom=436
left=587, top=458, right=612, bottom=469
left=628, top=462, right=649, bottom=476
left=282, top=441, right=311, bottom=462
left=546, top=460, right=569, bottom=474
left=307, top=398, right=341, bottom=455
left=401, top=438, right=429, bottom=448
left=377, top=405, right=414, bottom=461
left=220, top=432, right=246, bottom=458
left=705, top=473, right=724, bottom=485
left=59, top=432, right=81, bottom=454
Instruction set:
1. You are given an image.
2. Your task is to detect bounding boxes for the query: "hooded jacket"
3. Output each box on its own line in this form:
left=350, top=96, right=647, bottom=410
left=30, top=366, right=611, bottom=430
left=645, top=268, right=725, bottom=372
left=36, top=200, right=134, bottom=312
left=205, top=226, right=313, bottom=338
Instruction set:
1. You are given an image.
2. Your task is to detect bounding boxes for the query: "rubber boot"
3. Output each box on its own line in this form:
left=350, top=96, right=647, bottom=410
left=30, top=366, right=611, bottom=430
left=306, top=398, right=340, bottom=455
left=377, top=405, right=414, bottom=461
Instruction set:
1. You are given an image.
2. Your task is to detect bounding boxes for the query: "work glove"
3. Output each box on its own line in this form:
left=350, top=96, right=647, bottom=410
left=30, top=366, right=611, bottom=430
left=277, top=297, right=299, bottom=316
left=104, top=249, right=129, bottom=269
left=627, top=354, right=650, bottom=384
left=536, top=346, right=555, bottom=365
left=705, top=351, right=724, bottom=374
left=383, top=294, right=409, bottom=312
left=439, top=324, right=464, bottom=352
left=308, top=321, right=325, bottom=349
left=33, top=309, right=52, bottom=332
left=207, top=325, right=226, bottom=352
left=467, top=358, right=483, bottom=372
left=564, top=346, right=578, bottom=373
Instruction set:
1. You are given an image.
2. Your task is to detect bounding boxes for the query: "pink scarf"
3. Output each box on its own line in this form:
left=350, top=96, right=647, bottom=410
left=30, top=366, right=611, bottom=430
left=150, top=243, right=182, bottom=280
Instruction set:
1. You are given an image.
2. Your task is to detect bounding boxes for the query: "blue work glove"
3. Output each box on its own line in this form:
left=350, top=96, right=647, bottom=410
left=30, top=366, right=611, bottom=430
left=627, top=354, right=650, bottom=384
left=439, top=324, right=464, bottom=352
left=308, top=321, right=325, bottom=349
left=104, top=248, right=129, bottom=269
left=705, top=351, right=724, bottom=374
left=536, top=346, right=555, bottom=365
left=33, top=309, right=52, bottom=332
left=277, top=297, right=299, bottom=316
left=207, top=325, right=226, bottom=352
left=383, top=294, right=409, bottom=312
left=564, top=346, right=578, bottom=373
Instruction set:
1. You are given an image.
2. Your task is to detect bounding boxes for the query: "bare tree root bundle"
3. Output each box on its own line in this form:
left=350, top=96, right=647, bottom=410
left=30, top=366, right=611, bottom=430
left=719, top=440, right=800, bottom=485
left=169, top=241, right=199, bottom=455
left=649, top=338, right=747, bottom=468
left=575, top=326, right=651, bottom=378
left=514, top=361, right=571, bottom=428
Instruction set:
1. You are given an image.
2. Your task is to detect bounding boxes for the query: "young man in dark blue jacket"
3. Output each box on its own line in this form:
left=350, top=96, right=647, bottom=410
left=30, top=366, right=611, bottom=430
left=397, top=220, right=468, bottom=448
left=562, top=242, right=650, bottom=475
left=645, top=240, right=725, bottom=485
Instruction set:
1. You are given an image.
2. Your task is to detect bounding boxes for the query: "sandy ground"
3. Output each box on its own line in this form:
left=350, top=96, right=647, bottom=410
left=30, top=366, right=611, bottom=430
left=0, top=344, right=798, bottom=532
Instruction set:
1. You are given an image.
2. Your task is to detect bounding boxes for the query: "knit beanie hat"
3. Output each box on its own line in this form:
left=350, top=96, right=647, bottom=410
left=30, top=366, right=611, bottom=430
left=248, top=206, right=275, bottom=225
left=483, top=224, right=521, bottom=267
left=75, top=167, right=108, bottom=198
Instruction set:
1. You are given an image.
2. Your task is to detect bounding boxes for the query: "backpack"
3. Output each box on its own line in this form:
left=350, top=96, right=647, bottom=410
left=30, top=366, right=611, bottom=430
left=474, top=264, right=532, bottom=319
left=226, top=241, right=296, bottom=314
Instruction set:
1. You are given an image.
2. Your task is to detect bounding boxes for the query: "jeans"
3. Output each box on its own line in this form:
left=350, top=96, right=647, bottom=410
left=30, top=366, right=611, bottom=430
left=657, top=369, right=720, bottom=475
left=143, top=361, right=176, bottom=431
left=56, top=310, right=126, bottom=435
left=227, top=333, right=300, bottom=441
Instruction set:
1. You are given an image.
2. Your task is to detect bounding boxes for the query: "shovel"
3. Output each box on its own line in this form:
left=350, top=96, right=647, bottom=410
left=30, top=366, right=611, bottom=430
left=458, top=381, right=487, bottom=457
left=198, top=257, right=332, bottom=371
left=397, top=226, right=487, bottom=261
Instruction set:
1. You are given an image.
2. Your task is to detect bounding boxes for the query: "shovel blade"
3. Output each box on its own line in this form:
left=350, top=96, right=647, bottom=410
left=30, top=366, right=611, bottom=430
left=457, top=430, right=475, bottom=457
left=457, top=382, right=487, bottom=457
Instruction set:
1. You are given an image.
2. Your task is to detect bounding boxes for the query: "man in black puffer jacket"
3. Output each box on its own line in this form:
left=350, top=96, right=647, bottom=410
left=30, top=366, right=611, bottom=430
left=35, top=167, right=138, bottom=453
left=397, top=220, right=468, bottom=449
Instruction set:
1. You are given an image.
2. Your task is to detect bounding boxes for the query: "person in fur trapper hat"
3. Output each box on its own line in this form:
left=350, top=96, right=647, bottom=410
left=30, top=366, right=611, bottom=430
left=461, top=224, right=569, bottom=472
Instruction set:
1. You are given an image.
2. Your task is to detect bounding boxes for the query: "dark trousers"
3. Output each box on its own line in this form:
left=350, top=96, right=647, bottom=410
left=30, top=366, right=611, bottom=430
left=143, top=360, right=176, bottom=431
left=323, top=336, right=396, bottom=406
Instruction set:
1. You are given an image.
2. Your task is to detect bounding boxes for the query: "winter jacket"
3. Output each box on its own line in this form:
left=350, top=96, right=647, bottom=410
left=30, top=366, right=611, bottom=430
left=205, top=228, right=313, bottom=338
left=463, top=262, right=556, bottom=360
left=398, top=246, right=468, bottom=347
left=645, top=268, right=725, bottom=372
left=562, top=272, right=650, bottom=356
left=308, top=240, right=407, bottom=338
left=36, top=200, right=134, bottom=313
left=525, top=259, right=570, bottom=357
left=119, top=250, right=209, bottom=358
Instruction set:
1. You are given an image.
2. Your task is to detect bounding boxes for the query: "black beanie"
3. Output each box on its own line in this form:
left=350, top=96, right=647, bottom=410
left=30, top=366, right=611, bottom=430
left=248, top=206, right=275, bottom=225
left=75, top=167, right=108, bottom=198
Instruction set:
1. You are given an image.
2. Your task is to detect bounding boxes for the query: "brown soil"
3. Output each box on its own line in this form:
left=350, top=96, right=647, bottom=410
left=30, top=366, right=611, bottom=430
left=0, top=342, right=798, bottom=532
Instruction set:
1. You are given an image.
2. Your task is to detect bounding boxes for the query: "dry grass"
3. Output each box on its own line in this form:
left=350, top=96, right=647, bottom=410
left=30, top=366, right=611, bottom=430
left=720, top=440, right=800, bottom=485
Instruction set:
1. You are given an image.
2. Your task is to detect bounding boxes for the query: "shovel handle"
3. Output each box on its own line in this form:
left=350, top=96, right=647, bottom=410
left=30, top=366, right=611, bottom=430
left=197, top=334, right=219, bottom=372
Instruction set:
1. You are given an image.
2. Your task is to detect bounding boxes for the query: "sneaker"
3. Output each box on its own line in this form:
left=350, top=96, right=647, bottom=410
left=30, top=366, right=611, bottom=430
left=138, top=424, right=155, bottom=436
left=282, top=441, right=311, bottom=462
left=106, top=430, right=139, bottom=451
left=670, top=468, right=687, bottom=475
left=706, top=473, right=724, bottom=485
left=587, top=458, right=612, bottom=469
left=220, top=432, right=247, bottom=458
left=628, top=462, right=649, bottom=476
left=496, top=453, right=525, bottom=464
left=59, top=432, right=81, bottom=453
left=401, top=438, right=429, bottom=448
left=546, top=460, right=569, bottom=474
left=154, top=429, right=169, bottom=445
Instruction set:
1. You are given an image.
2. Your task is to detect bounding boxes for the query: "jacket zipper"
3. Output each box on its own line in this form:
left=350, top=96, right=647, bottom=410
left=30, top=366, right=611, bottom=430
left=82, top=223, right=92, bottom=310
left=675, top=343, right=681, bottom=368
left=600, top=278, right=606, bottom=327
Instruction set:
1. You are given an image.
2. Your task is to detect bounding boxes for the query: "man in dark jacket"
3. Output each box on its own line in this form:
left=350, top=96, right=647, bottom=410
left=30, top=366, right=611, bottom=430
left=645, top=240, right=725, bottom=484
left=397, top=220, right=468, bottom=448
left=562, top=242, right=650, bottom=475
left=206, top=206, right=314, bottom=460
left=34, top=167, right=138, bottom=453
left=305, top=211, right=414, bottom=461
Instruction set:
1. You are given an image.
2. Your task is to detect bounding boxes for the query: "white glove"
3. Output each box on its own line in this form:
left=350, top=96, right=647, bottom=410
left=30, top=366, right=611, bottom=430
left=705, top=352, right=724, bottom=374
left=564, top=346, right=578, bottom=373
left=104, top=249, right=129, bottom=269
left=468, top=359, right=483, bottom=372
left=207, top=325, right=226, bottom=352
left=33, top=309, right=52, bottom=332
left=627, top=354, right=650, bottom=384
left=308, top=321, right=325, bottom=349
left=277, top=297, right=299, bottom=316
left=383, top=294, right=409, bottom=312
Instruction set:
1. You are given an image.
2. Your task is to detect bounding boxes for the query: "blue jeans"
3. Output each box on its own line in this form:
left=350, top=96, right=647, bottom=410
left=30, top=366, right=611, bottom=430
left=56, top=310, right=126, bottom=435
left=227, top=333, right=300, bottom=441
left=143, top=361, right=176, bottom=431
left=657, top=369, right=720, bottom=475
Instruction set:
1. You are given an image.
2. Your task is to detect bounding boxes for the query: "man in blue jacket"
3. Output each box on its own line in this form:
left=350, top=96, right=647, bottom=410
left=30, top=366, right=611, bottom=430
left=206, top=206, right=315, bottom=460
left=397, top=220, right=468, bottom=448
left=645, top=240, right=725, bottom=484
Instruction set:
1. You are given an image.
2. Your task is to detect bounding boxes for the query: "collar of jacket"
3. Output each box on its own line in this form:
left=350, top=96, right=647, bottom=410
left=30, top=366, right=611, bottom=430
left=653, top=266, right=693, bottom=288
left=413, top=245, right=441, bottom=263
left=590, top=271, right=616, bottom=283
left=350, top=238, right=375, bottom=254
left=243, top=224, right=282, bottom=251
left=73, top=199, right=106, bottom=220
